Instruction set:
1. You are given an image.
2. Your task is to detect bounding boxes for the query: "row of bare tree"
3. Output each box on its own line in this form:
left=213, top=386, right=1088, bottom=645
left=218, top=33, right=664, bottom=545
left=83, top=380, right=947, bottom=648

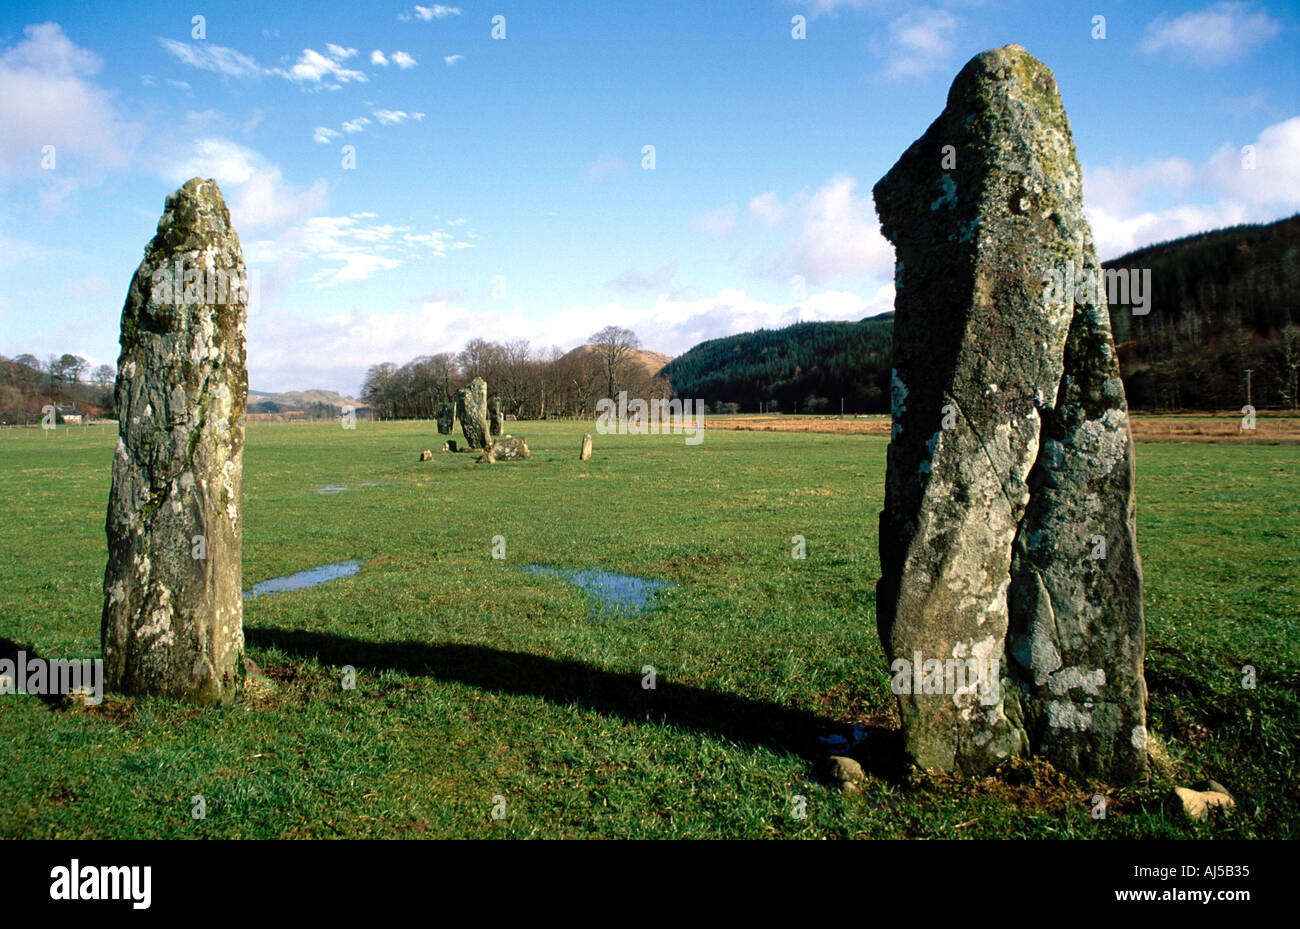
left=358, top=326, right=671, bottom=420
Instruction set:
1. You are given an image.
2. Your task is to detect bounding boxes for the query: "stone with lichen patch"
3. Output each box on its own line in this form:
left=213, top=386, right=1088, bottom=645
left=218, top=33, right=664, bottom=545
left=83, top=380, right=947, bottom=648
left=873, top=46, right=1145, bottom=781
left=101, top=177, right=247, bottom=706
left=456, top=378, right=490, bottom=450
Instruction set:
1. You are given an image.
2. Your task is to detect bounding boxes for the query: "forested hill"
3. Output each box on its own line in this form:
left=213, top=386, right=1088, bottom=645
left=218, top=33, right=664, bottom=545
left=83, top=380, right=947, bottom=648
left=1102, top=213, right=1300, bottom=410
left=658, top=314, right=894, bottom=413
left=662, top=214, right=1300, bottom=412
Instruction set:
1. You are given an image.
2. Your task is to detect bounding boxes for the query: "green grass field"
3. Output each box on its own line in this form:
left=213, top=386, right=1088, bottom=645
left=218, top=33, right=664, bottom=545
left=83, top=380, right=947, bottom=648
left=1, top=420, right=1296, bottom=838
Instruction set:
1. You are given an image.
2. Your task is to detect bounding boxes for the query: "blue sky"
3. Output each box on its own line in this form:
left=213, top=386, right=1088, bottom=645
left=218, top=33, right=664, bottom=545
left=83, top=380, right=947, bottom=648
left=1, top=0, right=1297, bottom=394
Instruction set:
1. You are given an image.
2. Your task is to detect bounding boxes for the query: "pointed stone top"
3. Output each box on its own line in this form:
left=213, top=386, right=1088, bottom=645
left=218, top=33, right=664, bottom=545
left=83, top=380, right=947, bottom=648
left=946, top=45, right=1068, bottom=135
left=152, top=177, right=240, bottom=253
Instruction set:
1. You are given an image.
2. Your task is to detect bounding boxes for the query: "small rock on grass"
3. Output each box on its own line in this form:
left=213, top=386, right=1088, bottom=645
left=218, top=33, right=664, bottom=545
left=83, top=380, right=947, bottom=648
left=1173, top=783, right=1235, bottom=822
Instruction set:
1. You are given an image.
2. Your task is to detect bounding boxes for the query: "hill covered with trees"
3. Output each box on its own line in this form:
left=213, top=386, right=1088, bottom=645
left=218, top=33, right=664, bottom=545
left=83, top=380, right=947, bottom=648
left=662, top=214, right=1300, bottom=412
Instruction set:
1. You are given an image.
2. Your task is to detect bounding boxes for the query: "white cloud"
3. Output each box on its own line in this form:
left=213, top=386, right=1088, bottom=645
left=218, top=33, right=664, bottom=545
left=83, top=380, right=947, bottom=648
left=749, top=191, right=788, bottom=226
left=248, top=285, right=892, bottom=394
left=372, top=109, right=424, bottom=125
left=370, top=49, right=388, bottom=66
left=696, top=204, right=738, bottom=238
left=878, top=8, right=957, bottom=79
left=444, top=54, right=464, bottom=66
left=0, top=22, right=137, bottom=198
left=312, top=126, right=341, bottom=144
left=791, top=174, right=894, bottom=284
left=342, top=117, right=370, bottom=133
left=795, top=0, right=881, bottom=17
left=1083, top=116, right=1300, bottom=258
left=1140, top=2, right=1281, bottom=65
left=280, top=47, right=367, bottom=86
left=392, top=51, right=417, bottom=69
left=157, top=37, right=263, bottom=78
left=413, top=5, right=461, bottom=20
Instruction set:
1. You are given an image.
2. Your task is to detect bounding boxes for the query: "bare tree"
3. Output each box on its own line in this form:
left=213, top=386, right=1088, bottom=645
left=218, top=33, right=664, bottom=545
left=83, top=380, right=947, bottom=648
left=590, top=325, right=640, bottom=400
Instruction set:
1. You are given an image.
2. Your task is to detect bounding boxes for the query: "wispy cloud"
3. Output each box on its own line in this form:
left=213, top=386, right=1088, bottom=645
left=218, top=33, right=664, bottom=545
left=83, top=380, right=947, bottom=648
left=157, top=37, right=264, bottom=78
left=585, top=155, right=626, bottom=180
left=749, top=191, right=788, bottom=226
left=372, top=109, right=424, bottom=125
left=444, top=54, right=464, bottom=66
left=877, top=7, right=957, bottom=79
left=1140, top=2, right=1281, bottom=65
left=414, top=4, right=461, bottom=19
left=341, top=117, right=370, bottom=133
left=312, top=126, right=341, bottom=144
left=695, top=203, right=738, bottom=238
left=392, top=51, right=417, bottom=69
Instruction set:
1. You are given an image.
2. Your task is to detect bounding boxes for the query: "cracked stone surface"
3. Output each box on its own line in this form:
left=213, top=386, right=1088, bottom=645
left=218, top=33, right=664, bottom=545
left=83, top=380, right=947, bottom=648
left=873, top=46, right=1145, bottom=780
left=101, top=178, right=247, bottom=706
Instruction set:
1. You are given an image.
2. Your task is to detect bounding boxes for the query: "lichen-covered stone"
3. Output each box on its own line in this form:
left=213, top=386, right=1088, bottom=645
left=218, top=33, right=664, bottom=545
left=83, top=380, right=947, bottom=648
left=579, top=433, right=593, bottom=461
left=436, top=401, right=455, bottom=435
left=477, top=434, right=530, bottom=464
left=1007, top=238, right=1147, bottom=780
left=456, top=378, right=490, bottom=450
left=873, top=46, right=1145, bottom=779
left=101, top=178, right=247, bottom=705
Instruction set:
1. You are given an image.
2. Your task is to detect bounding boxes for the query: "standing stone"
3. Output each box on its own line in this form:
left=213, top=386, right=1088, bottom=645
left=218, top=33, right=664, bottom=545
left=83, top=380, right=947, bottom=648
left=873, top=46, right=1145, bottom=780
left=1007, top=239, right=1147, bottom=780
left=456, top=377, right=490, bottom=450
left=579, top=433, right=593, bottom=461
left=101, top=178, right=248, bottom=705
left=436, top=401, right=456, bottom=435
left=490, top=397, right=504, bottom=436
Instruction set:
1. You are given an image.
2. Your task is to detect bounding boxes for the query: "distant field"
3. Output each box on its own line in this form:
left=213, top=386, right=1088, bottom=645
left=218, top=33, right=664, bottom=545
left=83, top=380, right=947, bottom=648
left=0, top=421, right=1295, bottom=838
left=708, top=411, right=1300, bottom=443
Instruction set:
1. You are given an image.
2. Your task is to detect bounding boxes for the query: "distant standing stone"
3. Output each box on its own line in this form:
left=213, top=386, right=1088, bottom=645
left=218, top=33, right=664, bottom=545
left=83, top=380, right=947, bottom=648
left=101, top=178, right=248, bottom=705
left=436, top=401, right=455, bottom=435
left=456, top=377, right=490, bottom=450
left=420, top=449, right=433, bottom=461
left=579, top=433, right=593, bottom=461
left=490, top=397, right=504, bottom=436
left=442, top=440, right=457, bottom=453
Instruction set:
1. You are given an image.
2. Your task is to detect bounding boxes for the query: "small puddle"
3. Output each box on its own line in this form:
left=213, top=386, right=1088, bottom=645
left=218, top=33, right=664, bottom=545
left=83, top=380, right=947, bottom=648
left=314, top=481, right=407, bottom=494
left=244, top=560, right=362, bottom=599
left=521, top=565, right=673, bottom=617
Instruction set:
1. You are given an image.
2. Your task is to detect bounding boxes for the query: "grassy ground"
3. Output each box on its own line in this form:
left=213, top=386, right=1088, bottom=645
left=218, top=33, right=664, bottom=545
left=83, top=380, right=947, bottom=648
left=0, top=420, right=1295, bottom=838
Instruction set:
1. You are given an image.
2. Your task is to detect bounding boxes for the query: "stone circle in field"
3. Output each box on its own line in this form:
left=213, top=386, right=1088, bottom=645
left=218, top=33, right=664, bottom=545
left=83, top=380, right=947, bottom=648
left=101, top=177, right=247, bottom=705
left=873, top=46, right=1147, bottom=780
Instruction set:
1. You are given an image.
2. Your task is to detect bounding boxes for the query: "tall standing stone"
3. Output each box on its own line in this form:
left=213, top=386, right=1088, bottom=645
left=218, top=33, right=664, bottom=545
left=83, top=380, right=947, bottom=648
left=456, top=377, right=490, bottom=450
left=873, top=46, right=1145, bottom=779
left=436, top=401, right=455, bottom=435
left=579, top=433, right=593, bottom=461
left=490, top=397, right=504, bottom=436
left=102, top=178, right=248, bottom=705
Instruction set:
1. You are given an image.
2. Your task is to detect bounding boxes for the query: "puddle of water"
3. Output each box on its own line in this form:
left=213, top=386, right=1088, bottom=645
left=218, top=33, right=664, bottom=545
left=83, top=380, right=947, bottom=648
left=315, top=481, right=406, bottom=494
left=521, top=565, right=673, bottom=617
left=816, top=723, right=871, bottom=755
left=244, top=560, right=362, bottom=599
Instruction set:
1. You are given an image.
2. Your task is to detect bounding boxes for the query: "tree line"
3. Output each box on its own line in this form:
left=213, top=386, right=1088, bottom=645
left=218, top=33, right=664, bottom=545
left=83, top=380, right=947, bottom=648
left=358, top=326, right=670, bottom=420
left=0, top=353, right=115, bottom=424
